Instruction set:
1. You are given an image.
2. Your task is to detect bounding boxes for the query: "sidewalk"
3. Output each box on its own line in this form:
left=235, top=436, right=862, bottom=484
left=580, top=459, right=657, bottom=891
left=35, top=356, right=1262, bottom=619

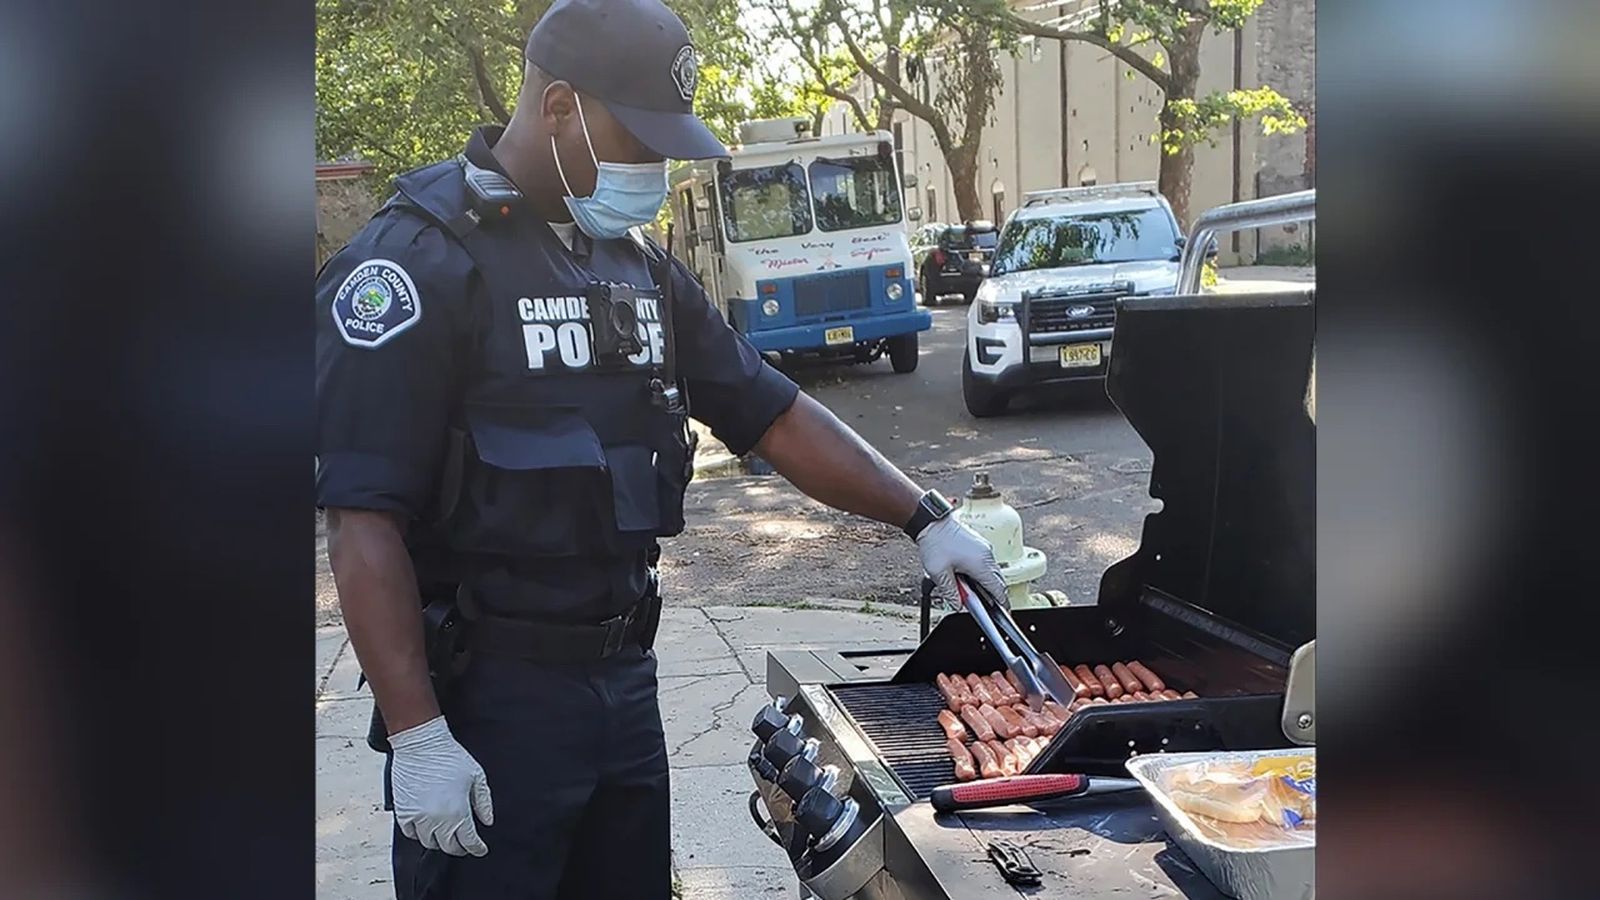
left=315, top=601, right=921, bottom=899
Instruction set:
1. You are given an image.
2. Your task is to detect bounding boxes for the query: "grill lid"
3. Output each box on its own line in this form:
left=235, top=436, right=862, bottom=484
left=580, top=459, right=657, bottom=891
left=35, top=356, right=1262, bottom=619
left=1102, top=289, right=1315, bottom=651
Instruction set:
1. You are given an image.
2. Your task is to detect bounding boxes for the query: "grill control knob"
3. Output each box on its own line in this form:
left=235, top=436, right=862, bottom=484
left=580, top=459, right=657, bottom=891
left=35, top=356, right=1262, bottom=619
left=747, top=741, right=779, bottom=783
left=778, top=755, right=823, bottom=802
left=761, top=729, right=805, bottom=770
left=751, top=705, right=788, bottom=741
left=795, top=785, right=846, bottom=840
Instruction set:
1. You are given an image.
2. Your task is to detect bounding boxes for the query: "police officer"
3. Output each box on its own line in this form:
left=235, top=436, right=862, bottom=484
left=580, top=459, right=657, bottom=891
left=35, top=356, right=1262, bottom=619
left=316, top=1, right=1009, bottom=897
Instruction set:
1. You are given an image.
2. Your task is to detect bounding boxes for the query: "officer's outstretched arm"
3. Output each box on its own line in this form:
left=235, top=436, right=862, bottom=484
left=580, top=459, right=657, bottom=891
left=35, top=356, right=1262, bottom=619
left=326, top=507, right=439, bottom=733
left=753, top=392, right=921, bottom=527
left=752, top=393, right=1009, bottom=608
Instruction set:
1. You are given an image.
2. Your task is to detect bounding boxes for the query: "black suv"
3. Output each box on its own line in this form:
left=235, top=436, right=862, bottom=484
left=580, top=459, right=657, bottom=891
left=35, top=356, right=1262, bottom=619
left=918, top=221, right=998, bottom=305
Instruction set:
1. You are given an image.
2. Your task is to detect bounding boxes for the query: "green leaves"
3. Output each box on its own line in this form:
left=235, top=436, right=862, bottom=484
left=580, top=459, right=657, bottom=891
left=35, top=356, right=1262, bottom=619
left=316, top=0, right=764, bottom=184
left=1158, top=87, right=1305, bottom=155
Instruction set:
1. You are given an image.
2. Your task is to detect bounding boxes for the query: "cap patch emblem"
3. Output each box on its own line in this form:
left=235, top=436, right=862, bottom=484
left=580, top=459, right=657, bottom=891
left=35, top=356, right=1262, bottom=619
left=671, top=45, right=698, bottom=103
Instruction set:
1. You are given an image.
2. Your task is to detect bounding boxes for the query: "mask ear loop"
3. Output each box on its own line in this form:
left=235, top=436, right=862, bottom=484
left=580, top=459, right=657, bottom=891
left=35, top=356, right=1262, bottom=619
left=546, top=83, right=601, bottom=199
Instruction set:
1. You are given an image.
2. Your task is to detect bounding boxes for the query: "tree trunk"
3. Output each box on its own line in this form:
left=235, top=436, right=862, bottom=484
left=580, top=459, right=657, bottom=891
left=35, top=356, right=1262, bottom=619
left=1157, top=23, right=1205, bottom=228
left=947, top=144, right=982, bottom=222
left=1157, top=111, right=1195, bottom=228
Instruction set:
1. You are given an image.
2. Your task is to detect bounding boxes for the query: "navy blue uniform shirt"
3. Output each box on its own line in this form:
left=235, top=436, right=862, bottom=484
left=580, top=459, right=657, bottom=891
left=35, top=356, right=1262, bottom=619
left=315, top=127, right=799, bottom=619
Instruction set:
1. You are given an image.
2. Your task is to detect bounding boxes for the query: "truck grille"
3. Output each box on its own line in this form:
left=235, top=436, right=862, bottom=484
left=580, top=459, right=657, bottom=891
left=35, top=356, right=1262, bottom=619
left=1027, top=293, right=1120, bottom=333
left=793, top=270, right=871, bottom=319
left=830, top=683, right=953, bottom=800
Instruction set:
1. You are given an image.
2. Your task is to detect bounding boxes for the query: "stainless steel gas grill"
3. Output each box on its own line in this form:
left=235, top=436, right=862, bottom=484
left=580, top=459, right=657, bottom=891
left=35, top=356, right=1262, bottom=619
left=743, top=236, right=1315, bottom=899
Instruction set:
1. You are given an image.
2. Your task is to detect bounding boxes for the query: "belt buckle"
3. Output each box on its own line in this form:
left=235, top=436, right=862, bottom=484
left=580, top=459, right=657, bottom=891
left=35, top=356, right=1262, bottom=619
left=600, top=611, right=631, bottom=657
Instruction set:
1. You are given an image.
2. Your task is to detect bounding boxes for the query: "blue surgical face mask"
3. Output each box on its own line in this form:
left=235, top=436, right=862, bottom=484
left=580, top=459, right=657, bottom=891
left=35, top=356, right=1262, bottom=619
left=551, top=93, right=669, bottom=241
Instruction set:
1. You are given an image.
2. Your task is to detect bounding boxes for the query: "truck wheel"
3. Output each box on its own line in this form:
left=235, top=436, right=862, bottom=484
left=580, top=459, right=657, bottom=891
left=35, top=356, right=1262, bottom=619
left=962, top=351, right=1008, bottom=417
left=887, top=333, right=919, bottom=373
left=920, top=275, right=934, bottom=306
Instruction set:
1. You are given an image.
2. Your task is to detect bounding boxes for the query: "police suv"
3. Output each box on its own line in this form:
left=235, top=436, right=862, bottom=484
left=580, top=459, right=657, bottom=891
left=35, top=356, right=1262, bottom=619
left=962, top=182, right=1196, bottom=417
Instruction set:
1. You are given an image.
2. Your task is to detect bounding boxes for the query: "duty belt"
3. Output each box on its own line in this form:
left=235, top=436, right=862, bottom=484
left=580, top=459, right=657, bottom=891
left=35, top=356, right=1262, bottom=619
left=465, top=593, right=661, bottom=662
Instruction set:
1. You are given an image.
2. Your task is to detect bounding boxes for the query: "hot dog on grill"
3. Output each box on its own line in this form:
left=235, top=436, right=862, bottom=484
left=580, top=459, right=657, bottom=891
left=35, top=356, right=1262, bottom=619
left=987, top=739, right=1019, bottom=776
left=942, top=674, right=975, bottom=711
left=969, top=741, right=1002, bottom=779
left=1181, top=690, right=1199, bottom=699
left=1128, top=661, right=1166, bottom=693
left=937, top=709, right=968, bottom=741
left=1093, top=664, right=1124, bottom=699
left=935, top=674, right=962, bottom=711
left=1131, top=690, right=1152, bottom=702
left=1074, top=665, right=1105, bottom=697
left=1159, top=689, right=1183, bottom=701
left=996, top=705, right=1036, bottom=738
left=960, top=705, right=997, bottom=742
left=1004, top=669, right=1022, bottom=694
left=1111, top=662, right=1144, bottom=695
left=980, top=704, right=1017, bottom=740
left=1059, top=664, right=1092, bottom=699
left=966, top=674, right=997, bottom=707
left=1045, top=700, right=1073, bottom=721
left=948, top=738, right=977, bottom=781
left=987, top=673, right=1019, bottom=705
left=1004, top=738, right=1034, bottom=770
left=1019, top=704, right=1058, bottom=736
left=997, top=673, right=1023, bottom=705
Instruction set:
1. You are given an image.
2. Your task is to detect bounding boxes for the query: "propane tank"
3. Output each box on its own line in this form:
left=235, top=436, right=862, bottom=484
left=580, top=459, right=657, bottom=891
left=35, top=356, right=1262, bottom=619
left=950, top=471, right=1052, bottom=608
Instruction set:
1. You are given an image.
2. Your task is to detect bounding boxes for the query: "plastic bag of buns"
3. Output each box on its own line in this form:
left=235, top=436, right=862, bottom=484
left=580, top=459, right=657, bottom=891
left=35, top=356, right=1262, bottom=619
left=1158, top=754, right=1315, bottom=849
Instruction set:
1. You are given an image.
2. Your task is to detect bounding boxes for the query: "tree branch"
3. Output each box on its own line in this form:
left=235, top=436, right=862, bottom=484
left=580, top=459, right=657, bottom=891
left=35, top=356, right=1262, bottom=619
left=1003, top=12, right=1170, bottom=93
left=829, top=10, right=952, bottom=148
left=427, top=12, right=513, bottom=124
left=468, top=44, right=513, bottom=124
left=822, top=83, right=874, bottom=132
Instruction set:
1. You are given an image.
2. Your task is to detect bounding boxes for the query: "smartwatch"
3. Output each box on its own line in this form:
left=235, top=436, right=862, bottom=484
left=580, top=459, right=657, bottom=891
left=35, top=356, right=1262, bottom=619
left=902, top=489, right=956, bottom=539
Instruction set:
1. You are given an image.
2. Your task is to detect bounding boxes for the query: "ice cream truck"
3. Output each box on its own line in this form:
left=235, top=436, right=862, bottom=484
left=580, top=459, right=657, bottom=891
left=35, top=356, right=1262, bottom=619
left=668, top=118, right=930, bottom=372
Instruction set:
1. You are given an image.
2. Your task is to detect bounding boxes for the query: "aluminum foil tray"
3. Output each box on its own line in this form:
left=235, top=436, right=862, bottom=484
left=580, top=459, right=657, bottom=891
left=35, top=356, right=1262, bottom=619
left=1125, top=749, right=1314, bottom=900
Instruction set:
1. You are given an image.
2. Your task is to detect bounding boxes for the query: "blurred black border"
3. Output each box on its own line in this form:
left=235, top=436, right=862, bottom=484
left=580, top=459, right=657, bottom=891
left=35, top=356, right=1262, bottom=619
left=1319, top=1, right=1600, bottom=897
left=1, top=1, right=314, bottom=897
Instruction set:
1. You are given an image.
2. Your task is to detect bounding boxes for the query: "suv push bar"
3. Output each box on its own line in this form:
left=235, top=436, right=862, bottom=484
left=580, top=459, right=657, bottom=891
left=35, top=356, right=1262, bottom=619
left=1177, top=189, right=1316, bottom=294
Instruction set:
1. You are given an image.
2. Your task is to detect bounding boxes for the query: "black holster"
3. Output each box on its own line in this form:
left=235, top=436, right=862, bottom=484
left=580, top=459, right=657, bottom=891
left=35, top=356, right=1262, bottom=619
left=364, top=596, right=473, bottom=754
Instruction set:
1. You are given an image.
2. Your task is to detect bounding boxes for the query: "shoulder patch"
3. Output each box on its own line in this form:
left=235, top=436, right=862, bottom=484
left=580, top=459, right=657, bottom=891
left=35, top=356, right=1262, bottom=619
left=331, top=259, right=421, bottom=349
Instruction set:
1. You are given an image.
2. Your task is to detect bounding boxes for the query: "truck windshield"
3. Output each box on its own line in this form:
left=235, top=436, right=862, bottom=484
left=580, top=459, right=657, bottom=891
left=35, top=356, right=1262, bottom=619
left=991, top=208, right=1178, bottom=275
left=808, top=155, right=902, bottom=231
left=719, top=163, right=812, bottom=243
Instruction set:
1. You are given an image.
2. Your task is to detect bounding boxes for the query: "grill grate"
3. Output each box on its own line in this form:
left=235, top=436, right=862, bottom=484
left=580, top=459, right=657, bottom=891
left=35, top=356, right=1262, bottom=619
left=830, top=683, right=954, bottom=800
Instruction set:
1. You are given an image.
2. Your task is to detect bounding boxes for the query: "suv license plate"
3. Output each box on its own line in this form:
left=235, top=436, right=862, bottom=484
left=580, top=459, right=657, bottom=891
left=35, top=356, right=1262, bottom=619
left=825, top=326, right=855, bottom=346
left=1059, top=343, right=1102, bottom=368
left=967, top=251, right=984, bottom=262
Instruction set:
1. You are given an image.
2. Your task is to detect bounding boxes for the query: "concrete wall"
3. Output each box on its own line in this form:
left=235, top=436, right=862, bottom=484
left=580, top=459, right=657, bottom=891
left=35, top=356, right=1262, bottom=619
left=830, top=0, right=1314, bottom=264
left=1253, top=0, right=1316, bottom=252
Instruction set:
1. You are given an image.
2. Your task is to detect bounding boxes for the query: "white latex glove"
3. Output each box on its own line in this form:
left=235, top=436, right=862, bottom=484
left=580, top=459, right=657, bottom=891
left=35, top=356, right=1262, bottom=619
left=388, top=715, right=495, bottom=857
left=914, top=515, right=1010, bottom=611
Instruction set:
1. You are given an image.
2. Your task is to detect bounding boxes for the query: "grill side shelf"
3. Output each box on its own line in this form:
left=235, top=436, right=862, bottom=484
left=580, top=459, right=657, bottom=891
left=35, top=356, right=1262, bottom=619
left=829, top=683, right=954, bottom=801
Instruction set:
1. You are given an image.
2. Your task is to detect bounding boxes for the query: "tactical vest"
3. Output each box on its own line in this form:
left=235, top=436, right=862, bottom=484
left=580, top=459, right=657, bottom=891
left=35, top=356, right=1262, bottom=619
left=388, top=161, right=695, bottom=576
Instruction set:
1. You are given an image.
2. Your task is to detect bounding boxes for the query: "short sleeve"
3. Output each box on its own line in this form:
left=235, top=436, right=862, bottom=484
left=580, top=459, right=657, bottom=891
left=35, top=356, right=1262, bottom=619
left=668, top=259, right=799, bottom=456
left=315, top=209, right=473, bottom=517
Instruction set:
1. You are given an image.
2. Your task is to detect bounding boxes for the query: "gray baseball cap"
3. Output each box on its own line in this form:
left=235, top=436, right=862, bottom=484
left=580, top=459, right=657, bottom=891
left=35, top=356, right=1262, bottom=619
left=526, top=0, right=728, bottom=160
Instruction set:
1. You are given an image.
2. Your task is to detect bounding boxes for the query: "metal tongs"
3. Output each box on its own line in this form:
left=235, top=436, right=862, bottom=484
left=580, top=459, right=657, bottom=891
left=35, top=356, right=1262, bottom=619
left=955, top=574, right=1078, bottom=711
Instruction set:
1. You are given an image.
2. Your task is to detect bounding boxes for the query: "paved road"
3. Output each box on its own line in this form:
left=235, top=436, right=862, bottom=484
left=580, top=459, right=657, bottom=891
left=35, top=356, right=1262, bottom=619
left=664, top=300, right=1159, bottom=613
